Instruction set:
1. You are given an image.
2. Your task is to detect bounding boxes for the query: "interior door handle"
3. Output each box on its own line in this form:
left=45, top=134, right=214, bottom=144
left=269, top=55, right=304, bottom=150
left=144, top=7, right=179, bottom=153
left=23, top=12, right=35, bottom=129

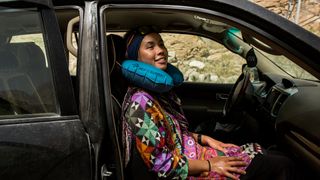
left=216, top=93, right=229, bottom=100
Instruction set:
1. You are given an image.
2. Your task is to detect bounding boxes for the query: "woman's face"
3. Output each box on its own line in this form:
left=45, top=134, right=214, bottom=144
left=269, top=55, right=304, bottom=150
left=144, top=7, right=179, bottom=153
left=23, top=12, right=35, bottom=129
left=138, top=33, right=168, bottom=70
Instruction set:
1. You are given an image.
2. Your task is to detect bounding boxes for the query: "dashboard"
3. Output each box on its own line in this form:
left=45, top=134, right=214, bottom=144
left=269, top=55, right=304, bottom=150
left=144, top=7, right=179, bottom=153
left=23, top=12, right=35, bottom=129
left=253, top=73, right=320, bottom=176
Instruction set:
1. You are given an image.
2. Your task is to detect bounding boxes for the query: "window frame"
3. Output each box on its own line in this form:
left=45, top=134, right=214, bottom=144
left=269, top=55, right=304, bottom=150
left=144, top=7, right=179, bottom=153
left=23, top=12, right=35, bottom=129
left=40, top=7, right=78, bottom=116
left=0, top=6, right=77, bottom=119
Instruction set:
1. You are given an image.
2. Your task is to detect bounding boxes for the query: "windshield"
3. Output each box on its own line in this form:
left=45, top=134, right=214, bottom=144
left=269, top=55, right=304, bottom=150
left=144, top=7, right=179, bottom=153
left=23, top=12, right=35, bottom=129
left=222, top=27, right=318, bottom=81
left=258, top=51, right=318, bottom=81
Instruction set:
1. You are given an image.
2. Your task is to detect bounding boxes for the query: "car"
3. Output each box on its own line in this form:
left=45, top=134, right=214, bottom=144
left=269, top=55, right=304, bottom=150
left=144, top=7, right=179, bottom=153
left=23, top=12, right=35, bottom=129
left=0, top=0, right=319, bottom=179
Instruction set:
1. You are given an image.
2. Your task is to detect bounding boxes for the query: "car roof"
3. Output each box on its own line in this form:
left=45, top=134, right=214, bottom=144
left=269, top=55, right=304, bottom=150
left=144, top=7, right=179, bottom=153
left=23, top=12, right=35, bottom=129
left=53, top=0, right=320, bottom=54
left=105, top=0, right=318, bottom=77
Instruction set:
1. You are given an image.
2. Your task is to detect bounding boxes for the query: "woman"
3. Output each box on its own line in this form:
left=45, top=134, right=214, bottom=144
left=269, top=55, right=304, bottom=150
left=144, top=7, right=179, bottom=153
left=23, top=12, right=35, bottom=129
left=121, top=26, right=297, bottom=180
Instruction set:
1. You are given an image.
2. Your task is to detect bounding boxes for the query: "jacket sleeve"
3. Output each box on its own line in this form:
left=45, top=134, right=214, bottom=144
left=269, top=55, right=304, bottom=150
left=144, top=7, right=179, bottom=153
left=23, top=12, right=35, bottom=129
left=124, top=91, right=189, bottom=179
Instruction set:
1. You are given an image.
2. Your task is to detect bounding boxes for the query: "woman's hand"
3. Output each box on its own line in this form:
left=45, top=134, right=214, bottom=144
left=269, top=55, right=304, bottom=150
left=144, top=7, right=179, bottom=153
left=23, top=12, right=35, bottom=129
left=209, top=156, right=247, bottom=180
left=202, top=135, right=238, bottom=153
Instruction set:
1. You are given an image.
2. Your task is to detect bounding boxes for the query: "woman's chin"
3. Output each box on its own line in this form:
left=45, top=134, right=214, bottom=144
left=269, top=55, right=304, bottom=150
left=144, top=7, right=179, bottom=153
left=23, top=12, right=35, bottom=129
left=156, top=64, right=167, bottom=70
left=155, top=60, right=168, bottom=70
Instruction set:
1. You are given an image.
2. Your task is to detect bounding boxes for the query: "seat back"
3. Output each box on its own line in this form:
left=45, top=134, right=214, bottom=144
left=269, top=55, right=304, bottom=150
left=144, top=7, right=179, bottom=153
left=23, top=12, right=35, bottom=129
left=9, top=42, right=57, bottom=112
left=107, top=34, right=128, bottom=132
left=104, top=34, right=128, bottom=178
left=107, top=34, right=127, bottom=103
left=0, top=43, right=50, bottom=114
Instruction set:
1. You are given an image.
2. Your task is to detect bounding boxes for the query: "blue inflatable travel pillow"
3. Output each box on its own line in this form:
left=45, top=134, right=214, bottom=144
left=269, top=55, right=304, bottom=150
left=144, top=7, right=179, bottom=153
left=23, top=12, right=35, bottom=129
left=121, top=60, right=184, bottom=93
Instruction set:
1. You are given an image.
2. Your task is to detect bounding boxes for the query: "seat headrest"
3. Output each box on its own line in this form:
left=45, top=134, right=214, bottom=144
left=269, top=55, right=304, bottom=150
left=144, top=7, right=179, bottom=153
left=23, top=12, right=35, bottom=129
left=8, top=42, right=46, bottom=69
left=106, top=34, right=126, bottom=72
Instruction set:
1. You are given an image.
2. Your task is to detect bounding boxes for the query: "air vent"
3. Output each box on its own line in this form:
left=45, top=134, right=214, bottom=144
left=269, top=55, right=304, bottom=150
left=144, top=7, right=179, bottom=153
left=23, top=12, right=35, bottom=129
left=282, top=78, right=294, bottom=88
left=271, top=93, right=289, bottom=117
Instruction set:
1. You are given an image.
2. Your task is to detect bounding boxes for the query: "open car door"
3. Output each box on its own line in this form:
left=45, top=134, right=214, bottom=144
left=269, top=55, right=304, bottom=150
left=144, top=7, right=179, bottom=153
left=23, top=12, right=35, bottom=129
left=0, top=0, right=91, bottom=179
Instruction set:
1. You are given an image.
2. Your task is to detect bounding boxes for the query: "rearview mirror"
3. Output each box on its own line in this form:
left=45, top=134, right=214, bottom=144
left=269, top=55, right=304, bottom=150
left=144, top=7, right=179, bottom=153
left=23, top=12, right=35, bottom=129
left=222, top=27, right=252, bottom=58
left=223, top=27, right=258, bottom=67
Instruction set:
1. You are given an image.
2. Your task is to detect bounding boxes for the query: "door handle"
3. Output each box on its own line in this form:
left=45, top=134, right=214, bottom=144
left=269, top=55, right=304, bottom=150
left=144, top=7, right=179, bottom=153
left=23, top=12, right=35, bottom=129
left=101, top=164, right=113, bottom=179
left=216, top=93, right=229, bottom=100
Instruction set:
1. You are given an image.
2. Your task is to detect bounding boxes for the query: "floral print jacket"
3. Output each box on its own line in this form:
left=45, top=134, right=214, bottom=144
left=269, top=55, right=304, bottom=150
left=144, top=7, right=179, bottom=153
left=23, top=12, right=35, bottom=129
left=122, top=87, right=189, bottom=179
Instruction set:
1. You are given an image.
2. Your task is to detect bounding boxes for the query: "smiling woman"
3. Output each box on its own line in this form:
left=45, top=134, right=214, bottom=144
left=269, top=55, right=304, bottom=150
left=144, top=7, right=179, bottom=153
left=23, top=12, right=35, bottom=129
left=117, top=25, right=302, bottom=180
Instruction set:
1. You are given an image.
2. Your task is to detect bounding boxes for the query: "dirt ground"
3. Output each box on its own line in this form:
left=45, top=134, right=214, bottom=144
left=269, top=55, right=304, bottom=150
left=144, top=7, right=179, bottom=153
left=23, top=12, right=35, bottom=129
left=252, top=0, right=320, bottom=36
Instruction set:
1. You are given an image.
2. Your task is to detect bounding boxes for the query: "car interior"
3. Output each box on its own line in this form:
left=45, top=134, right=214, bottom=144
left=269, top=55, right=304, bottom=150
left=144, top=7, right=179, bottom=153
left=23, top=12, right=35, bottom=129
left=54, top=3, right=320, bottom=179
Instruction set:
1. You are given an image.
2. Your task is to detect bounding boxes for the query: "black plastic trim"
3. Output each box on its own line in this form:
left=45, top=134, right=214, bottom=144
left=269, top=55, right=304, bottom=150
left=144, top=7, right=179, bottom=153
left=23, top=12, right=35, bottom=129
left=41, top=7, right=78, bottom=115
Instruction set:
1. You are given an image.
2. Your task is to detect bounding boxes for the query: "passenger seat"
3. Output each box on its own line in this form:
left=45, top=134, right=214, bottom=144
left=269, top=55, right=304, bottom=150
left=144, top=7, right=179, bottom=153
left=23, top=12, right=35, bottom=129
left=106, top=34, right=158, bottom=180
left=107, top=34, right=128, bottom=135
left=0, top=44, right=48, bottom=114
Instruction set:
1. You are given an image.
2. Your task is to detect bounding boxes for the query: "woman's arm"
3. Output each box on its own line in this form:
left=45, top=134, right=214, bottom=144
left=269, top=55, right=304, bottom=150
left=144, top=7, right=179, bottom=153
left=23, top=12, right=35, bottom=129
left=191, top=132, right=199, bottom=143
left=188, top=159, right=209, bottom=175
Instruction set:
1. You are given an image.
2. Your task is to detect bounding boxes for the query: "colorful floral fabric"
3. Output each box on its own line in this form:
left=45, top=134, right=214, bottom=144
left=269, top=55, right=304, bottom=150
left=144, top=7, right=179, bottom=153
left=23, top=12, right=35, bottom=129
left=122, top=87, right=188, bottom=179
left=122, top=87, right=262, bottom=179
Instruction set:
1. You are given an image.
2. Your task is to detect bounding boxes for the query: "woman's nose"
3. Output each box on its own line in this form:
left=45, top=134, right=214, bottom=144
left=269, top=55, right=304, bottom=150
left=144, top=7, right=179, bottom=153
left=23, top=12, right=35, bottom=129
left=156, top=45, right=165, bottom=54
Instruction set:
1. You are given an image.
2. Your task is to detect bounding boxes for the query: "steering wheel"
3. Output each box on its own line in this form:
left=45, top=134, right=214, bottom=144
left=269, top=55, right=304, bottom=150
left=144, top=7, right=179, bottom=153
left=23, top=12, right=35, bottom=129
left=223, top=48, right=258, bottom=116
left=223, top=65, right=251, bottom=116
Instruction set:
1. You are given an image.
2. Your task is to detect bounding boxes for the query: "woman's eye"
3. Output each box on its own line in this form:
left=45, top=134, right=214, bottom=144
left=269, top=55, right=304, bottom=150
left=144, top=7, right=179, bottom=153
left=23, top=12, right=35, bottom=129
left=146, top=45, right=154, bottom=49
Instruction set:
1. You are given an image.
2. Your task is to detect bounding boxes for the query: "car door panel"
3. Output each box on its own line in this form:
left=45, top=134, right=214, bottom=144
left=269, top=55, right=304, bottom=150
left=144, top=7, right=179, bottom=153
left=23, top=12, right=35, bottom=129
left=0, top=117, right=91, bottom=180
left=175, top=82, right=233, bottom=130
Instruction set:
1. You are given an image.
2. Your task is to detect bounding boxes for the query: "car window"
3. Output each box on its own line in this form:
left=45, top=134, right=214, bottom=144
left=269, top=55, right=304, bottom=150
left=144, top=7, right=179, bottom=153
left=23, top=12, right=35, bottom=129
left=0, top=7, right=58, bottom=116
left=161, top=33, right=246, bottom=83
